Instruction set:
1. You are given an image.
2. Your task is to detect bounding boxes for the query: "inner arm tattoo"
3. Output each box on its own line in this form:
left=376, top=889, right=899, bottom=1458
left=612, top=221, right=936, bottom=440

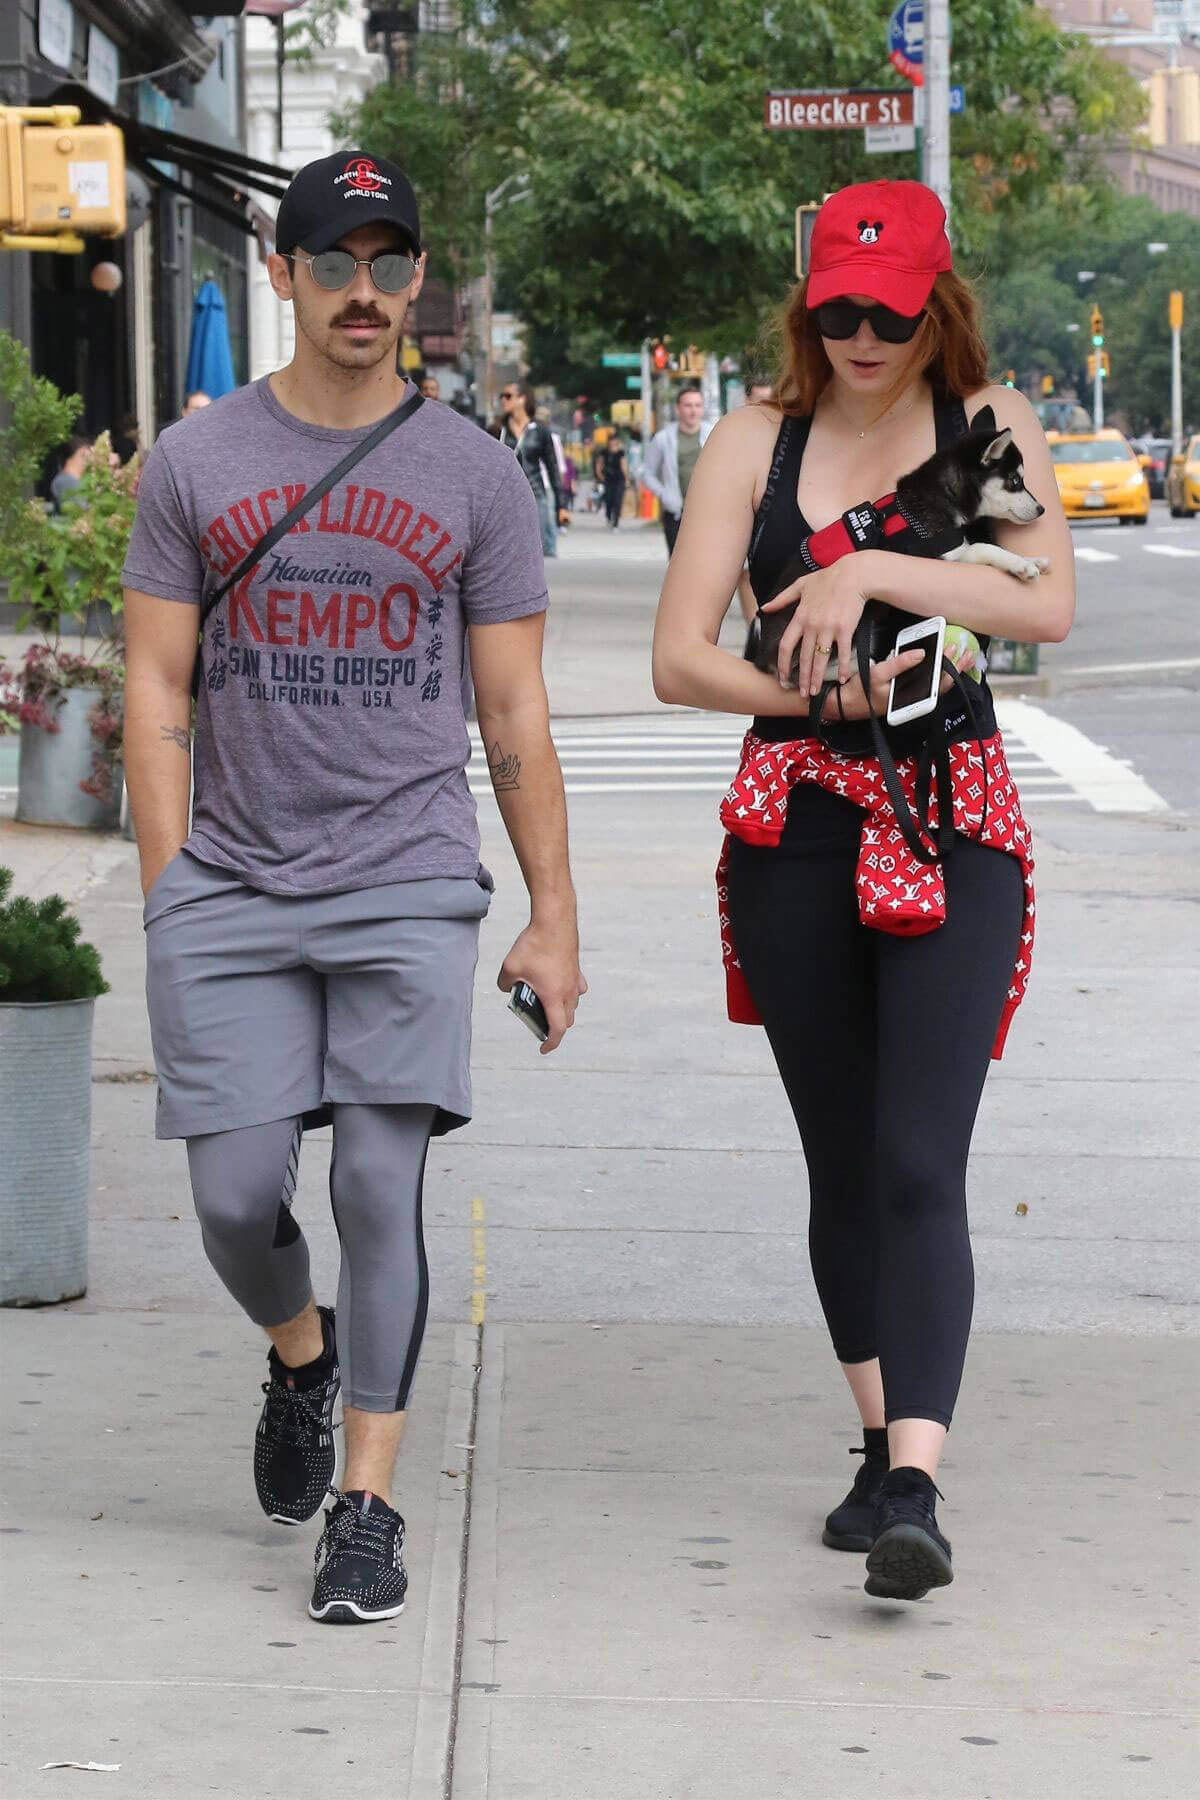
left=487, top=739, right=522, bottom=792
left=159, top=724, right=191, bottom=753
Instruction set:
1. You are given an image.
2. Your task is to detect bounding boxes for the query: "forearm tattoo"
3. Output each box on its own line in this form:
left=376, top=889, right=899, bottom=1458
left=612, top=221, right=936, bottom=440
left=487, top=740, right=522, bottom=792
left=159, top=724, right=191, bottom=752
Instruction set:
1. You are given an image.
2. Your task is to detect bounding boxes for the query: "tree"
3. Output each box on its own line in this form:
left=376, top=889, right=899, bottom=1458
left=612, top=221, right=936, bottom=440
left=341, top=0, right=1147, bottom=375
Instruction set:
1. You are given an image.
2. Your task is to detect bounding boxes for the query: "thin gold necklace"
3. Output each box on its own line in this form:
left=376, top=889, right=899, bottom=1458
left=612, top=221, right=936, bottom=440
left=830, top=391, right=919, bottom=440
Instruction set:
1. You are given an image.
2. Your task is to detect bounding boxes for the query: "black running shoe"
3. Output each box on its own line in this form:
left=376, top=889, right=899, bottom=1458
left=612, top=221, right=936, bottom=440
left=822, top=1441, right=890, bottom=1552
left=309, top=1488, right=408, bottom=1624
left=864, top=1466, right=953, bottom=1600
left=254, top=1305, right=340, bottom=1526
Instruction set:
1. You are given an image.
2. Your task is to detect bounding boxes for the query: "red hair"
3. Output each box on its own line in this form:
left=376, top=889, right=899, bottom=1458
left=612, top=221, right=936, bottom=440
left=773, top=269, right=991, bottom=416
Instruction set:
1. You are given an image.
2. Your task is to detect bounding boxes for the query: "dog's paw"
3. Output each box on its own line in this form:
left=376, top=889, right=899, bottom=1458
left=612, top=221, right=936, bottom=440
left=1014, top=556, right=1046, bottom=582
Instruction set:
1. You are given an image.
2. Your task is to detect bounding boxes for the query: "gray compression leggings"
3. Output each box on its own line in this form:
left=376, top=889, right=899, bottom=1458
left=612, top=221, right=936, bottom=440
left=186, top=1102, right=435, bottom=1413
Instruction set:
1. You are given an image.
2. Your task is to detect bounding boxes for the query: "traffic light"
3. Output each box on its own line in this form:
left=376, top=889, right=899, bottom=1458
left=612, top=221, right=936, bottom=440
left=1041, top=374, right=1055, bottom=395
left=652, top=341, right=669, bottom=371
left=1004, top=370, right=1016, bottom=387
left=1086, top=351, right=1111, bottom=380
left=0, top=106, right=126, bottom=251
left=1090, top=305, right=1104, bottom=347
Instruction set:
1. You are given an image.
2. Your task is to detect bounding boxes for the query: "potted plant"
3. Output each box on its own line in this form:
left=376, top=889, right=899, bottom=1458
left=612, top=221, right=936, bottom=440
left=0, top=331, right=136, bottom=829
left=0, top=865, right=108, bottom=1305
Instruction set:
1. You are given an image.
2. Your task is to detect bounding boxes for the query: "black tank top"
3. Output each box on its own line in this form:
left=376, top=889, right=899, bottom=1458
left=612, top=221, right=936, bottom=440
left=747, top=386, right=997, bottom=759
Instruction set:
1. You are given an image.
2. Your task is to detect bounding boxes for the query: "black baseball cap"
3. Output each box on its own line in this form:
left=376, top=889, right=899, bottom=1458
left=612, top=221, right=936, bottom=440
left=274, top=151, right=421, bottom=258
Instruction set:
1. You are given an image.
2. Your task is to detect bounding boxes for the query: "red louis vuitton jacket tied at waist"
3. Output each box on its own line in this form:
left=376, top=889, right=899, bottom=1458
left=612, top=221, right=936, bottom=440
left=716, top=729, right=1036, bottom=1059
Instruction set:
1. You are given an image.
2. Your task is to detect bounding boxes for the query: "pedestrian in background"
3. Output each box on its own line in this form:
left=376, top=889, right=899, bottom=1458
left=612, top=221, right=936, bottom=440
left=499, top=380, right=568, bottom=557
left=49, top=435, right=96, bottom=511
left=641, top=382, right=713, bottom=555
left=182, top=391, right=212, bottom=417
left=597, top=432, right=628, bottom=528
left=419, top=372, right=441, bottom=400
left=121, top=148, right=585, bottom=1628
left=653, top=178, right=1074, bottom=1606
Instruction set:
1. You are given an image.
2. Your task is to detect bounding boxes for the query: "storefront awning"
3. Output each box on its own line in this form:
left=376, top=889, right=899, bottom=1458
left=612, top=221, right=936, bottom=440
left=43, top=82, right=292, bottom=242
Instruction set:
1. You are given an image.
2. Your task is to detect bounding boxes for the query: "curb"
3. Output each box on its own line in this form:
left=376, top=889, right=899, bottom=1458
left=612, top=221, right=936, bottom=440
left=407, top=1322, right=481, bottom=1800
left=450, top=1321, right=505, bottom=1798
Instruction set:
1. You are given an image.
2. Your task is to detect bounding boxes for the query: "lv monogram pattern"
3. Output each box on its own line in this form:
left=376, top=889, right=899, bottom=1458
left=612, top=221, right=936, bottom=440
left=717, top=729, right=1036, bottom=1059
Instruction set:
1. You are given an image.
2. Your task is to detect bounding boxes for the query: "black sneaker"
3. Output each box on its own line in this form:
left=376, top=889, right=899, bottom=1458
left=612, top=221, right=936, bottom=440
left=308, top=1488, right=408, bottom=1624
left=254, top=1304, right=340, bottom=1526
left=822, top=1439, right=890, bottom=1552
left=864, top=1466, right=953, bottom=1600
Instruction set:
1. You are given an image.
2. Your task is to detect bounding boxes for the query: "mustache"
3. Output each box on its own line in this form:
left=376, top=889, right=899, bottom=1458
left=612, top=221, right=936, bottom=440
left=332, top=309, right=389, bottom=327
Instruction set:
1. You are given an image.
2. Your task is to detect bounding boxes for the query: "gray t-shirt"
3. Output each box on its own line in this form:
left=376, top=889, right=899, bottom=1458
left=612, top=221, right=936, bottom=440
left=122, top=377, right=547, bottom=894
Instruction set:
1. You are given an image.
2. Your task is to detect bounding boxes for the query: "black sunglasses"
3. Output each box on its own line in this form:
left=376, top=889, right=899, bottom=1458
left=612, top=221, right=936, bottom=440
left=810, top=299, right=925, bottom=344
left=288, top=248, right=419, bottom=295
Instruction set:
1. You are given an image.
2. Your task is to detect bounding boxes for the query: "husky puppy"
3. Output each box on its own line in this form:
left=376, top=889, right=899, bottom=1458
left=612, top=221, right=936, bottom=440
left=751, top=405, right=1048, bottom=685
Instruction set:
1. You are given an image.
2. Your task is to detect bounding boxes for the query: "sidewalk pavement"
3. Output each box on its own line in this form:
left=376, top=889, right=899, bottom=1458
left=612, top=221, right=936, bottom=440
left=1, top=702, right=1198, bottom=1795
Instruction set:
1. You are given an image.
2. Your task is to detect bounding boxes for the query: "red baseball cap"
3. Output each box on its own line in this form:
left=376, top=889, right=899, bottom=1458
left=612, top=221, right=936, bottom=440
left=805, top=180, right=952, bottom=316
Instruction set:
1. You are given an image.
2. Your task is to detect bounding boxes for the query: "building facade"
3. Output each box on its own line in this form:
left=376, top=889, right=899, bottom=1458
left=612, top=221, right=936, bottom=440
left=0, top=1, right=260, bottom=455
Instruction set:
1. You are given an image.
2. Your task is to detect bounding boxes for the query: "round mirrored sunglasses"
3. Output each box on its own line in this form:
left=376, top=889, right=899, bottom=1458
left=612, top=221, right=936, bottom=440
left=811, top=299, right=925, bottom=344
left=288, top=249, right=419, bottom=295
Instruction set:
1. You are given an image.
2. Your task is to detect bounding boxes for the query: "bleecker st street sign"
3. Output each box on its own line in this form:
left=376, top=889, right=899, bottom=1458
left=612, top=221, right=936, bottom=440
left=764, top=91, right=914, bottom=130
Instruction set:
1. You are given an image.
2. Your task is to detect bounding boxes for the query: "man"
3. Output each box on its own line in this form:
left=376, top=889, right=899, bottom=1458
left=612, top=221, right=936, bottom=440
left=498, top=380, right=568, bottom=557
left=596, top=433, right=628, bottom=529
left=50, top=435, right=95, bottom=510
left=182, top=391, right=212, bottom=417
left=641, top=383, right=713, bottom=556
left=121, top=149, right=585, bottom=1627
left=419, top=372, right=441, bottom=400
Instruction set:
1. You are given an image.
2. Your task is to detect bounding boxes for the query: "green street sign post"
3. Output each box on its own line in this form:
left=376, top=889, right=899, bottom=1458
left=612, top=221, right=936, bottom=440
left=602, top=352, right=643, bottom=368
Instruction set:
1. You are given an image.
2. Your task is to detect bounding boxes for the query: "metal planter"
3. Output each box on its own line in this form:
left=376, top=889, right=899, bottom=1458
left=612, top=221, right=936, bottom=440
left=0, top=997, right=93, bottom=1306
left=16, top=685, right=121, bottom=830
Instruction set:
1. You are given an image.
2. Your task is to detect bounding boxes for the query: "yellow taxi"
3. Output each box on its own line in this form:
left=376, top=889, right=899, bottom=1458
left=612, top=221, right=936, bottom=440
left=1166, top=434, right=1200, bottom=517
left=1046, top=429, right=1151, bottom=525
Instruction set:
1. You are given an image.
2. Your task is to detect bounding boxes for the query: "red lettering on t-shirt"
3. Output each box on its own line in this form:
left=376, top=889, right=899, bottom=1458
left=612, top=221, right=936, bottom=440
left=429, top=548, right=464, bottom=590
left=281, top=484, right=311, bottom=532
left=229, top=499, right=262, bottom=552
left=228, top=577, right=264, bottom=643
left=343, top=593, right=376, bottom=649
left=297, top=590, right=342, bottom=647
left=317, top=486, right=359, bottom=535
left=266, top=589, right=295, bottom=645
left=350, top=488, right=387, bottom=539
left=376, top=496, right=413, bottom=549
left=206, top=516, right=242, bottom=577
left=256, top=489, right=280, bottom=533
left=379, top=582, right=419, bottom=652
left=418, top=529, right=453, bottom=585
left=401, top=512, right=440, bottom=559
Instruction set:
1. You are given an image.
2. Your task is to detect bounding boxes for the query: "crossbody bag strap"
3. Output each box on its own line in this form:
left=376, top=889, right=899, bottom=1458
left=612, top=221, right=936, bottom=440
left=192, top=389, right=426, bottom=695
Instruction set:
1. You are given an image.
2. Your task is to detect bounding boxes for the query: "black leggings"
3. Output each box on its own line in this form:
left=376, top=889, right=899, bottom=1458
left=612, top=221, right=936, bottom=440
left=725, top=814, right=1023, bottom=1427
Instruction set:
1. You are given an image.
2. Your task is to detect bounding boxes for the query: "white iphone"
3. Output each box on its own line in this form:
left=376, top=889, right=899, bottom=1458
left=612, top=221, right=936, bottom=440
left=886, top=615, right=947, bottom=727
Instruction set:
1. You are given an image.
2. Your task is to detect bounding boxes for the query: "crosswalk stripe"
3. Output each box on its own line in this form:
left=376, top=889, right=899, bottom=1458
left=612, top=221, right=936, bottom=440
left=468, top=704, right=1163, bottom=813
left=1142, top=543, right=1200, bottom=558
left=1071, top=544, right=1121, bottom=562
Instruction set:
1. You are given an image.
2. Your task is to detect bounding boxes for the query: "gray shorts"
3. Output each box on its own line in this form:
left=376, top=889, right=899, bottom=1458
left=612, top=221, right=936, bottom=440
left=143, top=850, right=492, bottom=1141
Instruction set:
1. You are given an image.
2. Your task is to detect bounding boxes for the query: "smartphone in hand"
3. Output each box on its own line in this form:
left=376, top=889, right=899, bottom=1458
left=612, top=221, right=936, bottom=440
left=508, top=981, right=549, bottom=1042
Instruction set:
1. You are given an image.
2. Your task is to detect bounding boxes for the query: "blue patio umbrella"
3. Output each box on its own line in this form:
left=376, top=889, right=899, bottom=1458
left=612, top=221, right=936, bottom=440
left=185, top=278, right=236, bottom=401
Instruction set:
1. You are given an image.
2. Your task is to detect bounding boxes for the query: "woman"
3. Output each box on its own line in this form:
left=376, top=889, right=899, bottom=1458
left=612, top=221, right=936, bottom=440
left=652, top=179, right=1074, bottom=1601
left=499, top=380, right=568, bottom=556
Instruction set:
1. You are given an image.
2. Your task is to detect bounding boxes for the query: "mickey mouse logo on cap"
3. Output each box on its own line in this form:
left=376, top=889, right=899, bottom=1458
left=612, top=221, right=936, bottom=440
left=858, top=220, right=884, bottom=244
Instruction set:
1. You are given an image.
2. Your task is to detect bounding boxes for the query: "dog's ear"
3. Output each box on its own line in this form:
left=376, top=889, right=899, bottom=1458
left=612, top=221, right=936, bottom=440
left=971, top=404, right=997, bottom=435
left=981, top=426, right=1014, bottom=465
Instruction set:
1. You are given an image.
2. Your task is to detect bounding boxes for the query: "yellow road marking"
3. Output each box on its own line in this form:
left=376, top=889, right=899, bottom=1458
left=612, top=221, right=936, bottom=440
left=471, top=1195, right=486, bottom=1325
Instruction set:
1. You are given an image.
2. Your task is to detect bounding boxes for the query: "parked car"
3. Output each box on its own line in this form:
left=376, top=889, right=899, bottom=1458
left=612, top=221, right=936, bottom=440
left=1045, top=429, right=1150, bottom=525
left=1166, top=434, right=1200, bottom=518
